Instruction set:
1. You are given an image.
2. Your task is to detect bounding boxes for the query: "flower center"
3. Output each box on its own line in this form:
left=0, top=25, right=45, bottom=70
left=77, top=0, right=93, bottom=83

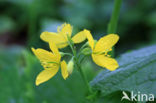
left=41, top=61, right=59, bottom=69
left=93, top=48, right=112, bottom=57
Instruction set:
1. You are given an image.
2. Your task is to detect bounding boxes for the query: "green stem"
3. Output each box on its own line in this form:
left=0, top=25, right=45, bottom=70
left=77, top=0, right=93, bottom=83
left=107, top=0, right=122, bottom=57
left=79, top=42, right=88, bottom=52
left=107, top=0, right=122, bottom=34
left=69, top=43, right=76, bottom=56
left=60, top=52, right=73, bottom=57
left=78, top=65, right=92, bottom=94
left=68, top=39, right=92, bottom=94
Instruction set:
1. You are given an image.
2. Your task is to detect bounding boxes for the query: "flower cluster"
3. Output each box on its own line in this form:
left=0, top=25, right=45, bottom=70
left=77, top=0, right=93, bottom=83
left=32, top=23, right=119, bottom=86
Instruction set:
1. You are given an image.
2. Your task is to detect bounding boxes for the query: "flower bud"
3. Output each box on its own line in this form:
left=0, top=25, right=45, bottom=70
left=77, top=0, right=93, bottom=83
left=67, top=59, right=74, bottom=74
left=81, top=47, right=92, bottom=55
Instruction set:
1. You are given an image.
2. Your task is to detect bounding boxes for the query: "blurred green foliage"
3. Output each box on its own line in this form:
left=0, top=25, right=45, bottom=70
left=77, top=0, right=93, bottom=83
left=0, top=0, right=156, bottom=53
left=0, top=46, right=96, bottom=103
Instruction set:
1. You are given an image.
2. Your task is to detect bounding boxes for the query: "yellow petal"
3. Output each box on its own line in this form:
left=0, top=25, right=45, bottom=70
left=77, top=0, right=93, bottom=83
left=58, top=23, right=72, bottom=39
left=49, top=42, right=59, bottom=54
left=40, top=31, right=66, bottom=44
left=40, top=31, right=68, bottom=49
left=94, top=34, right=119, bottom=53
left=31, top=48, right=59, bottom=63
left=56, top=42, right=68, bottom=49
left=86, top=30, right=94, bottom=50
left=49, top=43, right=61, bottom=61
left=60, top=60, right=69, bottom=79
left=72, top=29, right=88, bottom=43
left=92, top=54, right=119, bottom=71
left=36, top=67, right=59, bottom=86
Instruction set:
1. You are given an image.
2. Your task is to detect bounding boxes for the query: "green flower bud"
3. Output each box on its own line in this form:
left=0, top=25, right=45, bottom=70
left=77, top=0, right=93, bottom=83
left=81, top=47, right=92, bottom=55
left=67, top=59, right=74, bottom=74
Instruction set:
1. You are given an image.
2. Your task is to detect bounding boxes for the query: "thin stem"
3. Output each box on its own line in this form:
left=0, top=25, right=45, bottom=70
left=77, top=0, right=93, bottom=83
left=68, top=39, right=92, bottom=94
left=78, top=65, right=92, bottom=94
left=107, top=0, right=122, bottom=57
left=67, top=38, right=76, bottom=56
left=107, top=0, right=122, bottom=34
left=62, top=52, right=73, bottom=57
left=69, top=44, right=76, bottom=56
left=79, top=42, right=88, bottom=52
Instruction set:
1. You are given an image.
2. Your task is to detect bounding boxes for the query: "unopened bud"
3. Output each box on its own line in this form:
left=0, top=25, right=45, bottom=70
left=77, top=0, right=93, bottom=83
left=67, top=59, right=74, bottom=74
left=81, top=47, right=92, bottom=55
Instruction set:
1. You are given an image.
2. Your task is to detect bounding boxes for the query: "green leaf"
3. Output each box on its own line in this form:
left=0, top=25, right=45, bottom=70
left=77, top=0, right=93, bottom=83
left=0, top=46, right=95, bottom=103
left=90, top=45, right=156, bottom=100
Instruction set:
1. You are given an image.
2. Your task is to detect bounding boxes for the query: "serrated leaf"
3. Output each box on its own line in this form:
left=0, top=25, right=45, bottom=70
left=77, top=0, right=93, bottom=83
left=90, top=45, right=156, bottom=98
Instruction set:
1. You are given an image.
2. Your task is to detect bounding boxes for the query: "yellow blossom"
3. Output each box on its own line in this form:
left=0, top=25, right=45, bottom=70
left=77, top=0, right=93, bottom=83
left=40, top=23, right=89, bottom=48
left=86, top=32, right=119, bottom=71
left=31, top=43, right=68, bottom=86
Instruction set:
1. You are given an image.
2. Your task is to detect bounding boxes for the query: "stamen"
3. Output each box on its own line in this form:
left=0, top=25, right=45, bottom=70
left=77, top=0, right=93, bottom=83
left=104, top=52, right=108, bottom=55
left=109, top=48, right=112, bottom=51
left=106, top=54, right=111, bottom=57
left=94, top=48, right=112, bottom=57
left=41, top=61, right=58, bottom=68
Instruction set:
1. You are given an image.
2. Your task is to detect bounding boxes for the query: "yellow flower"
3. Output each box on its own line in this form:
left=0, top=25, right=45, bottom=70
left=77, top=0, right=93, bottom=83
left=40, top=23, right=89, bottom=49
left=86, top=32, right=119, bottom=71
left=31, top=43, right=68, bottom=86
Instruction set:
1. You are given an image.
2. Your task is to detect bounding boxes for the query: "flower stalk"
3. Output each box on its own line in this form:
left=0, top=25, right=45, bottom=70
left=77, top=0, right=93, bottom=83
left=78, top=65, right=93, bottom=94
left=68, top=37, right=93, bottom=94
left=107, top=0, right=122, bottom=57
left=107, top=0, right=122, bottom=34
